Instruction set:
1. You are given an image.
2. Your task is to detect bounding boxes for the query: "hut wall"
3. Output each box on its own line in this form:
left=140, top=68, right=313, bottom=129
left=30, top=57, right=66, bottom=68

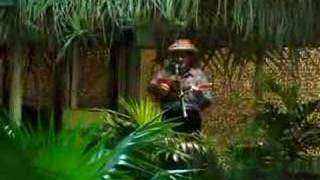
left=22, top=47, right=111, bottom=109
left=7, top=45, right=320, bottom=140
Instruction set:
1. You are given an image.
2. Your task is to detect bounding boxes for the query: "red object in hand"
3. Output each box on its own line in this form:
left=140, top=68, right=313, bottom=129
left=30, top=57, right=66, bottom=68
left=196, top=83, right=212, bottom=91
left=157, top=78, right=174, bottom=91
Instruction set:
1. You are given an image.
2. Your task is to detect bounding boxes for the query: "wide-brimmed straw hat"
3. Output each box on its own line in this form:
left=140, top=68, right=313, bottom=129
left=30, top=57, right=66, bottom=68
left=168, top=39, right=198, bottom=53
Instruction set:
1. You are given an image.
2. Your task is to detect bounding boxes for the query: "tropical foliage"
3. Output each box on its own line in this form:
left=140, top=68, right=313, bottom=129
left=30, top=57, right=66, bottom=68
left=2, top=1, right=320, bottom=180
left=222, top=79, right=320, bottom=179
left=0, top=99, right=215, bottom=180
left=119, top=98, right=161, bottom=126
left=97, top=99, right=214, bottom=174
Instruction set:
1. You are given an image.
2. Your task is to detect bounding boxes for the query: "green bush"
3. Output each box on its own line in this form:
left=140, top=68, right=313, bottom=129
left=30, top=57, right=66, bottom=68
left=222, top=80, right=320, bottom=179
left=0, top=99, right=217, bottom=180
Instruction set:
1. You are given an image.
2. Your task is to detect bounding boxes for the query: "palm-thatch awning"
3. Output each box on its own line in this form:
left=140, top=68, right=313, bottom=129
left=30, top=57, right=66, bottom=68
left=2, top=0, right=320, bottom=54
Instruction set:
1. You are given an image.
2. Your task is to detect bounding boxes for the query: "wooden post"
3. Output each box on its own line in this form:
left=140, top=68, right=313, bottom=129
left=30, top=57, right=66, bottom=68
left=127, top=37, right=140, bottom=99
left=108, top=42, right=120, bottom=110
left=116, top=39, right=128, bottom=99
left=135, top=27, right=156, bottom=99
left=64, top=45, right=80, bottom=109
left=2, top=53, right=9, bottom=109
left=115, top=30, right=136, bottom=99
left=64, top=56, right=71, bottom=108
left=9, top=45, right=23, bottom=126
left=109, top=28, right=155, bottom=109
left=53, top=57, right=67, bottom=131
left=70, top=46, right=80, bottom=109
left=139, top=49, right=157, bottom=98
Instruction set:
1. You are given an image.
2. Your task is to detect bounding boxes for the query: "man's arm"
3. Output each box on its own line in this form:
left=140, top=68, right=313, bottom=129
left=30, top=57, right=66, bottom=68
left=148, top=70, right=177, bottom=100
left=192, top=70, right=213, bottom=109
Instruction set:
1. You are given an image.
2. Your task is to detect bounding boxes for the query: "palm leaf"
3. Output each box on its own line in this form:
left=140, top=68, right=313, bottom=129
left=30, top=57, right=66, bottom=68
left=119, top=98, right=161, bottom=126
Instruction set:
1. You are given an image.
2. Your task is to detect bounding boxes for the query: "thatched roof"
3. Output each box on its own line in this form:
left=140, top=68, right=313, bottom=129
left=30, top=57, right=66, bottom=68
left=185, top=1, right=320, bottom=50
left=1, top=0, right=320, bottom=55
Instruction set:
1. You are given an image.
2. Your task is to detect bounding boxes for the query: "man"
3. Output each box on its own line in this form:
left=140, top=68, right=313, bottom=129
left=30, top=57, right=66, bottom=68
left=149, top=39, right=212, bottom=133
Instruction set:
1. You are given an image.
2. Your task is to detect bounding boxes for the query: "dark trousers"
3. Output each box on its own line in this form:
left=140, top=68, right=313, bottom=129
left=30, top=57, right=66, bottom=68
left=163, top=108, right=202, bottom=133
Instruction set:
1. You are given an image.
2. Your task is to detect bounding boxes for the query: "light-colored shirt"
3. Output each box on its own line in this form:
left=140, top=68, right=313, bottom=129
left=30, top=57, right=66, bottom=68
left=150, top=65, right=213, bottom=111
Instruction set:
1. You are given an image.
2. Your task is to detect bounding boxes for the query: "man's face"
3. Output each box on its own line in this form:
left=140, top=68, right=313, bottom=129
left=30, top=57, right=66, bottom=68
left=172, top=51, right=194, bottom=67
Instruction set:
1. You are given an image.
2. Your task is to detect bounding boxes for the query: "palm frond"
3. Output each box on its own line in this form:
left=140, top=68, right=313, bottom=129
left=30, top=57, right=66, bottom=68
left=119, top=98, right=161, bottom=126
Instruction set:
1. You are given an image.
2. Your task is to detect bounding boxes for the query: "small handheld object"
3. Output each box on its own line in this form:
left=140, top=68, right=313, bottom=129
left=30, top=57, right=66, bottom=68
left=191, top=83, right=212, bottom=91
left=157, top=78, right=173, bottom=92
left=175, top=63, right=188, bottom=118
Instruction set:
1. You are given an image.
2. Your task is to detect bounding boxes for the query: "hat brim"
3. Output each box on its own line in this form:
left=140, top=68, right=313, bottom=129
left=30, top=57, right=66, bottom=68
left=168, top=47, right=198, bottom=52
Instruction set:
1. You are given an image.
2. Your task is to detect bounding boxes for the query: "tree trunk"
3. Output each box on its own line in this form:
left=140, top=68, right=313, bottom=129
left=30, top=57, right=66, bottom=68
left=9, top=46, right=23, bottom=126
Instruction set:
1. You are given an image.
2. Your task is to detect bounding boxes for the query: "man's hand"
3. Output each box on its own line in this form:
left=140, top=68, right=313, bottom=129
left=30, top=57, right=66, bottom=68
left=159, top=82, right=170, bottom=92
left=157, top=78, right=174, bottom=95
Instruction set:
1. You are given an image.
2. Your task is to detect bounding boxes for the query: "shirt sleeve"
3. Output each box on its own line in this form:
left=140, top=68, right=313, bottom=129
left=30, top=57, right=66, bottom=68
left=148, top=69, right=176, bottom=101
left=192, top=70, right=213, bottom=109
